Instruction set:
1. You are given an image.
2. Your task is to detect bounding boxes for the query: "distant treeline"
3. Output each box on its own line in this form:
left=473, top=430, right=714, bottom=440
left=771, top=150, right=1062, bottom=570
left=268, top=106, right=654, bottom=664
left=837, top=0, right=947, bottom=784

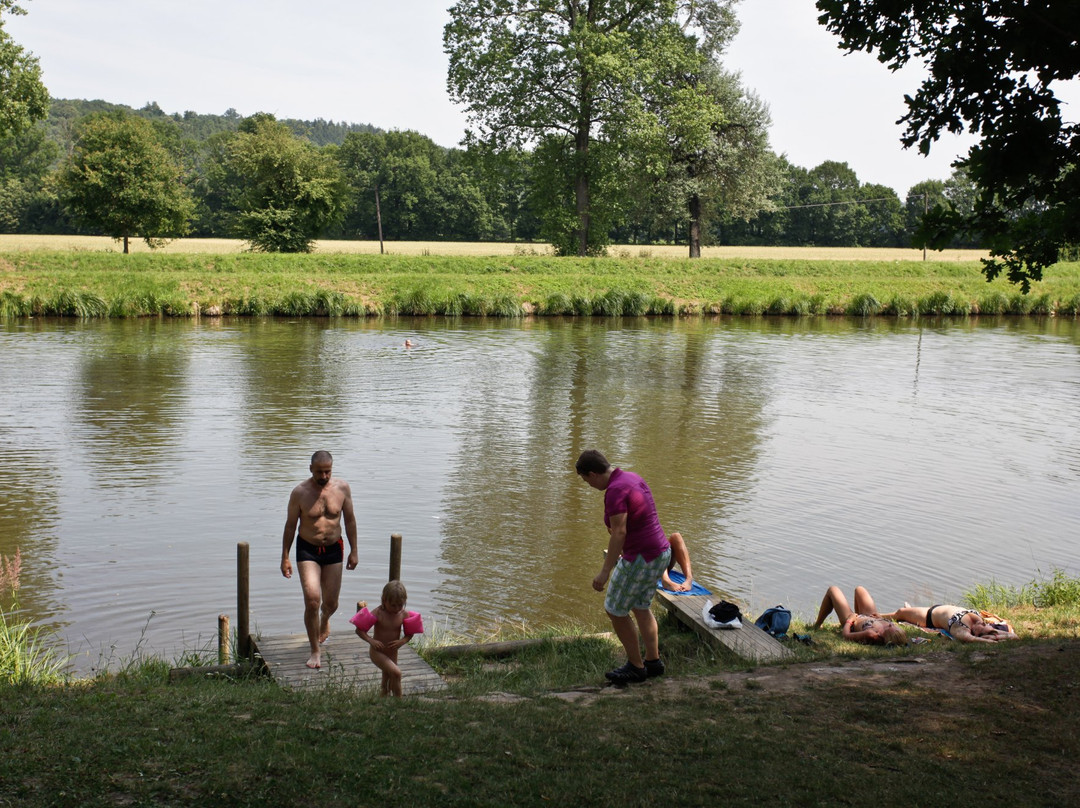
left=0, top=98, right=980, bottom=250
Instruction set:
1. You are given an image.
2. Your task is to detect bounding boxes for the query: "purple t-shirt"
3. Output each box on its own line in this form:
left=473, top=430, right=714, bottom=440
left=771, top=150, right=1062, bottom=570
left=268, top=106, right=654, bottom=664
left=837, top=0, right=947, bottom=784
left=604, top=468, right=669, bottom=562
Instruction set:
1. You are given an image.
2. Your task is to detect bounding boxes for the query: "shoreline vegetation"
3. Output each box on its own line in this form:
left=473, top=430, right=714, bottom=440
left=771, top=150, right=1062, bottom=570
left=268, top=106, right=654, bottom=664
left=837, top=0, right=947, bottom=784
left=2, top=238, right=1080, bottom=319
left=2, top=568, right=1078, bottom=806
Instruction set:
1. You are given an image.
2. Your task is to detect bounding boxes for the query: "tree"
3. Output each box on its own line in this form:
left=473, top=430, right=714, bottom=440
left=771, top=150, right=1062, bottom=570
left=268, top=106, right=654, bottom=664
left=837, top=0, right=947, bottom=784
left=905, top=169, right=982, bottom=249
left=631, top=63, right=779, bottom=257
left=0, top=121, right=56, bottom=232
left=57, top=112, right=193, bottom=253
left=0, top=1, right=47, bottom=141
left=202, top=114, right=347, bottom=252
left=445, top=0, right=739, bottom=256
left=816, top=0, right=1080, bottom=289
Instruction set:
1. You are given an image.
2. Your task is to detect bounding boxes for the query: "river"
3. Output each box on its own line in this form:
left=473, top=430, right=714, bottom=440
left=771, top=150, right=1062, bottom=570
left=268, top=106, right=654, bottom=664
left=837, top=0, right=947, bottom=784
left=1, top=315, right=1078, bottom=672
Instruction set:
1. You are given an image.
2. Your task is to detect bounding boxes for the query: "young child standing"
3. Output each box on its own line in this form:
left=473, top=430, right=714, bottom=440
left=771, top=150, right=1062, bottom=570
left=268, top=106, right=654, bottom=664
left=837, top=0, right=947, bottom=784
left=353, top=580, right=418, bottom=697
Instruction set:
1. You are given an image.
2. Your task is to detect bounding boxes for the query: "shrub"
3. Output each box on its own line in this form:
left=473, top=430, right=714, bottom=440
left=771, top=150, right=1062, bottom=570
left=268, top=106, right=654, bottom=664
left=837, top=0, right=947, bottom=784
left=846, top=293, right=881, bottom=316
left=978, top=291, right=1010, bottom=315
left=543, top=292, right=573, bottom=315
left=918, top=291, right=956, bottom=315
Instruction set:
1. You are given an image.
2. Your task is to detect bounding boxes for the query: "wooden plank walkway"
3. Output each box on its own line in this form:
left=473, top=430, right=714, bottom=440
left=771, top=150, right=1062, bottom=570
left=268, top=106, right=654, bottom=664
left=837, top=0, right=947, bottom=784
left=251, top=633, right=447, bottom=695
left=655, top=590, right=794, bottom=663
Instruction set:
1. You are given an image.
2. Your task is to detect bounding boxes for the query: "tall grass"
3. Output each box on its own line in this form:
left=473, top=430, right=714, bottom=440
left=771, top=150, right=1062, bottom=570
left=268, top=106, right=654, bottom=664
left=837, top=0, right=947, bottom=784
left=0, top=550, right=67, bottom=686
left=963, top=567, right=1080, bottom=610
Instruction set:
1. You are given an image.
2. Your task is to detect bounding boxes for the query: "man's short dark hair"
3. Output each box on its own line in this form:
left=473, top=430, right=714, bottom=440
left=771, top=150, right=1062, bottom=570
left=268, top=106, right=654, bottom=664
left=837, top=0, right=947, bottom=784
left=311, top=450, right=333, bottom=466
left=575, top=449, right=610, bottom=476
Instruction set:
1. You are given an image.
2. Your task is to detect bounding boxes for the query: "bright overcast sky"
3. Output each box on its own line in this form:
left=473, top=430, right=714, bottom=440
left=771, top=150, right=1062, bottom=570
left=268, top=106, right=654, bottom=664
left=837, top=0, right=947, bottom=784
left=7, top=1, right=1077, bottom=197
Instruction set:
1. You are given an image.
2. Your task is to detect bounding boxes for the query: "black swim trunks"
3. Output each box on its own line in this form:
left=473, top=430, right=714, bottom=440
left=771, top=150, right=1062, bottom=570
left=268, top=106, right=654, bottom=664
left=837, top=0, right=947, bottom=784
left=295, top=536, right=344, bottom=566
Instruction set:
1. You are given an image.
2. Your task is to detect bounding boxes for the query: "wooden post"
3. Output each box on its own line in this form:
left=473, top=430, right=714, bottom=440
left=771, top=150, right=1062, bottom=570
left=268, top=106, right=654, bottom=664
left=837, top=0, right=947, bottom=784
left=218, top=614, right=230, bottom=665
left=389, top=533, right=402, bottom=582
left=923, top=192, right=928, bottom=262
left=237, top=542, right=250, bottom=660
left=375, top=185, right=385, bottom=255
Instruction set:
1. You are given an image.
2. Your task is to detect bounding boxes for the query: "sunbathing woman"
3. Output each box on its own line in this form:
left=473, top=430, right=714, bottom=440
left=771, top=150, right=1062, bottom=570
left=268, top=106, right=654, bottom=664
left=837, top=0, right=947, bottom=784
left=813, top=585, right=908, bottom=646
left=883, top=604, right=1018, bottom=643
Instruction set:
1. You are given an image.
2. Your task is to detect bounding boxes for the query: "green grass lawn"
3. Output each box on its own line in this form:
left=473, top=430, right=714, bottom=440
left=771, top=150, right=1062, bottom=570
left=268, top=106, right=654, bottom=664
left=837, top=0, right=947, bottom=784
left=2, top=249, right=1079, bottom=317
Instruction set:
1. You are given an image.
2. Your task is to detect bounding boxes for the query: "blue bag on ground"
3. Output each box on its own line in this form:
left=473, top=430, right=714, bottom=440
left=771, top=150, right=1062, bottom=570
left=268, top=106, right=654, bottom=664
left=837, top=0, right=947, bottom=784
left=754, top=605, right=791, bottom=639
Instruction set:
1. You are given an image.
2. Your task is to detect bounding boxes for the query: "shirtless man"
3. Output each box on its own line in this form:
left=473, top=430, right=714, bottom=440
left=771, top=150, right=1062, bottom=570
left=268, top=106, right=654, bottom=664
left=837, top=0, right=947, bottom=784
left=281, top=451, right=359, bottom=669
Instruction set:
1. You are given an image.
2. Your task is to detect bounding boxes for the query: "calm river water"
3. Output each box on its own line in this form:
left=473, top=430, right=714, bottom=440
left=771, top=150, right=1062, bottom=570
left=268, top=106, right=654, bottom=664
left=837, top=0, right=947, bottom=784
left=2, top=316, right=1078, bottom=672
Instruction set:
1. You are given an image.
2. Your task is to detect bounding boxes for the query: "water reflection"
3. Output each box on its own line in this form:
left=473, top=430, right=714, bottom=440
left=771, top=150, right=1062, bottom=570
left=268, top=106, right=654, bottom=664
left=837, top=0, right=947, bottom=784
left=0, top=324, right=70, bottom=621
left=0, top=315, right=1077, bottom=670
left=74, top=320, right=192, bottom=483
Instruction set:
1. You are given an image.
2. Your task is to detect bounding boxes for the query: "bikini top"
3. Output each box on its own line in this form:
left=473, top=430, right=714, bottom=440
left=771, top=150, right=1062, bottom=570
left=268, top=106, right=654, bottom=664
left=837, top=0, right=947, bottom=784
left=947, top=609, right=979, bottom=630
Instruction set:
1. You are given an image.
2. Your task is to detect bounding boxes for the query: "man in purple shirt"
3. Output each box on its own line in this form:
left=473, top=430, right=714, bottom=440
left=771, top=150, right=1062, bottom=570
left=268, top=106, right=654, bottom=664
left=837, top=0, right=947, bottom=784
left=576, top=449, right=672, bottom=684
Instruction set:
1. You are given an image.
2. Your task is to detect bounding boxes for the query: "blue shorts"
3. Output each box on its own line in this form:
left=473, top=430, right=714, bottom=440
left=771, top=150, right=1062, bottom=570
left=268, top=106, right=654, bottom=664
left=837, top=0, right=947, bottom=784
left=604, top=549, right=672, bottom=617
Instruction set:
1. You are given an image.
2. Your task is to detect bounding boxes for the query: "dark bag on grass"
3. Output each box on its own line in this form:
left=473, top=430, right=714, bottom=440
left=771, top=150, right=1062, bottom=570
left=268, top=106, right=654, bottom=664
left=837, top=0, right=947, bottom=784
left=754, top=605, right=791, bottom=639
left=708, top=600, right=742, bottom=624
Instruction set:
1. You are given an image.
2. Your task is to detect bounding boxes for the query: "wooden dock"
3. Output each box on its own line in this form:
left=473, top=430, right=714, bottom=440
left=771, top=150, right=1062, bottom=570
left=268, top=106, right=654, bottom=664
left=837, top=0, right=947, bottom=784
left=655, top=590, right=794, bottom=663
left=252, top=633, right=447, bottom=695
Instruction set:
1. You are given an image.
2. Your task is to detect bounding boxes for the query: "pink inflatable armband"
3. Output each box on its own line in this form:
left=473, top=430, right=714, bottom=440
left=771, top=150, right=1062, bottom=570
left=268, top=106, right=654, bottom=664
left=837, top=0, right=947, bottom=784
left=349, top=607, right=376, bottom=632
left=402, top=611, right=424, bottom=635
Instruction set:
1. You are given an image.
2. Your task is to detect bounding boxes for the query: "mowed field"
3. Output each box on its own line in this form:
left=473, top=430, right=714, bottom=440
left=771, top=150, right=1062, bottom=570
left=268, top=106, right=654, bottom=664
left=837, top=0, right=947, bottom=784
left=0, top=234, right=988, bottom=263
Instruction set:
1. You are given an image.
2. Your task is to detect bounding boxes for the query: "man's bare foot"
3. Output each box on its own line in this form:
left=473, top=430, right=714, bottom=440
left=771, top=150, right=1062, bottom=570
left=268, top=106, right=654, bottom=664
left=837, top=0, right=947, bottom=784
left=306, top=651, right=321, bottom=669
left=319, top=617, right=331, bottom=645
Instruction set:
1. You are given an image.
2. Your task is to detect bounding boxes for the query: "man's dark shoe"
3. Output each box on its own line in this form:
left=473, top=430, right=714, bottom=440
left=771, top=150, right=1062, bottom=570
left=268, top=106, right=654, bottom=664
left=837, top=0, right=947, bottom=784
left=643, top=657, right=665, bottom=678
left=605, top=662, right=648, bottom=684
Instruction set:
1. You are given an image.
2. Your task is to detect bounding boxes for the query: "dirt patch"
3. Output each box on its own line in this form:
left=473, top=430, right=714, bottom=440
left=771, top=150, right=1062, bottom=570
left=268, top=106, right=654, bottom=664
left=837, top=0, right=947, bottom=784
left=537, top=645, right=1058, bottom=706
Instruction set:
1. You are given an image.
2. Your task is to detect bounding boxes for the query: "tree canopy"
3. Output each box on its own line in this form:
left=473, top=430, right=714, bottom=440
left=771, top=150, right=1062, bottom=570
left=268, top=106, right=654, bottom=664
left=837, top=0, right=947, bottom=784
left=57, top=112, right=193, bottom=253
left=0, top=0, right=47, bottom=141
left=201, top=115, right=348, bottom=252
left=816, top=0, right=1080, bottom=289
left=445, top=0, right=740, bottom=255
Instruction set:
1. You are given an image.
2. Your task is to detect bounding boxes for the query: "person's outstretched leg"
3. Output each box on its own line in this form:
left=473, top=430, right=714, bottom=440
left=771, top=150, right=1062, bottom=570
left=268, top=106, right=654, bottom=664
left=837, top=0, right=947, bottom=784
left=883, top=606, right=930, bottom=626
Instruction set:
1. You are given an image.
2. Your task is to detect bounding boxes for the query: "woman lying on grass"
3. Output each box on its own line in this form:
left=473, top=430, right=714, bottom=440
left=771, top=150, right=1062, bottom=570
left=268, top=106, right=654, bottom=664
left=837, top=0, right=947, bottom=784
left=813, top=585, right=908, bottom=646
left=884, top=604, right=1018, bottom=643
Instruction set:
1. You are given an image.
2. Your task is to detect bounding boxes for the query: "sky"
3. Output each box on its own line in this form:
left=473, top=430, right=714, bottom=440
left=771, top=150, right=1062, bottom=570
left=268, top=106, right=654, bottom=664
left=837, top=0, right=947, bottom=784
left=6, top=1, right=1077, bottom=197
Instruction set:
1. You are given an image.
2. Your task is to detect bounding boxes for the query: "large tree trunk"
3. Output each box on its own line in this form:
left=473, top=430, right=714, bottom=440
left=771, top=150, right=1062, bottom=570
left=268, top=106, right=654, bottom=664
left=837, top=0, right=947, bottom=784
left=575, top=118, right=591, bottom=256
left=688, top=193, right=702, bottom=258
left=123, top=235, right=130, bottom=254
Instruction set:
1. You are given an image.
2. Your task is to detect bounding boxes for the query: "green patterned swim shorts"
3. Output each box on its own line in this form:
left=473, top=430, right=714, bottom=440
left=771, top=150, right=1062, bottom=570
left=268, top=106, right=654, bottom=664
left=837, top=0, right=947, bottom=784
left=604, top=548, right=672, bottom=617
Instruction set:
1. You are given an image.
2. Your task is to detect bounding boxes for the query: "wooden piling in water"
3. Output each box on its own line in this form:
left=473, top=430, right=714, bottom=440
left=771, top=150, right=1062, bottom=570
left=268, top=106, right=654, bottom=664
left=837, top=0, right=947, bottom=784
left=389, top=533, right=402, bottom=582
left=237, top=542, right=250, bottom=660
left=218, top=614, right=230, bottom=665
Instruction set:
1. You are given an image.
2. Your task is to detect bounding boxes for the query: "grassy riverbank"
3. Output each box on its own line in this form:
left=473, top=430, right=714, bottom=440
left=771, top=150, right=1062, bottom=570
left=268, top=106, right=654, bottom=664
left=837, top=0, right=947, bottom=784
left=3, top=628, right=1078, bottom=806
left=3, top=248, right=1080, bottom=318
left=3, top=571, right=1079, bottom=806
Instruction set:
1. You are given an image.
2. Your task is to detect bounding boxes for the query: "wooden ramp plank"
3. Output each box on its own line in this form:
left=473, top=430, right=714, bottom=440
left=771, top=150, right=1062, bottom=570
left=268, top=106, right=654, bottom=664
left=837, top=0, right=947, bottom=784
left=252, top=633, right=447, bottom=695
left=656, top=590, right=794, bottom=663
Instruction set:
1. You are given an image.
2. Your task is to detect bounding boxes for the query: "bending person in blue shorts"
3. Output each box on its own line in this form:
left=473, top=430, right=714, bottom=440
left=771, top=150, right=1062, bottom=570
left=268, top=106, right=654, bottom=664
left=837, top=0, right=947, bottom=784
left=577, top=450, right=672, bottom=684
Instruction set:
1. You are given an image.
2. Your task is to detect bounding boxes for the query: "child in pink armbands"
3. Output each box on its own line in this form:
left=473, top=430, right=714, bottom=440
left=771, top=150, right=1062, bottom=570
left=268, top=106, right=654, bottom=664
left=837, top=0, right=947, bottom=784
left=352, top=580, right=422, bottom=697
